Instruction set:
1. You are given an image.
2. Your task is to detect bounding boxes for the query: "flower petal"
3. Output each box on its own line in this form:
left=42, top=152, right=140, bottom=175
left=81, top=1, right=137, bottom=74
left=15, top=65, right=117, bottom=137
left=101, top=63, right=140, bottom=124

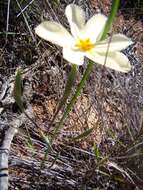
left=86, top=51, right=131, bottom=72
left=35, top=21, right=74, bottom=48
left=82, top=14, right=107, bottom=43
left=94, top=34, right=133, bottom=53
left=65, top=4, right=85, bottom=38
left=63, top=48, right=84, bottom=65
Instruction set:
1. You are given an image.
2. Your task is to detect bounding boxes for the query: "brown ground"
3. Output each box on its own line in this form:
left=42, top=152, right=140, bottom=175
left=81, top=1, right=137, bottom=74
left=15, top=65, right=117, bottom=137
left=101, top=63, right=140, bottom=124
left=0, top=0, right=143, bottom=189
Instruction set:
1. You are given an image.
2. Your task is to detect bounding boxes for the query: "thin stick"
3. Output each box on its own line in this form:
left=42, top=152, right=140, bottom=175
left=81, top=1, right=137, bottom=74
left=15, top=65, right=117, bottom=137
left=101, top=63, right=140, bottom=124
left=17, top=0, right=35, bottom=17
left=6, top=0, right=11, bottom=41
left=15, top=0, right=36, bottom=42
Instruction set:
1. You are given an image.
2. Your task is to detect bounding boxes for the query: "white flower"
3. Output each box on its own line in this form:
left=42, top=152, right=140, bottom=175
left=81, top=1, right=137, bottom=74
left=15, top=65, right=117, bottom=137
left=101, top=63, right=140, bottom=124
left=35, top=4, right=133, bottom=72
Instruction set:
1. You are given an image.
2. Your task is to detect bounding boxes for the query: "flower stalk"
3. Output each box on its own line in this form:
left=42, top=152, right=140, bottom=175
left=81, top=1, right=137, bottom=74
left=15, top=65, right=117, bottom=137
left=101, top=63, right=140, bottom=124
left=100, top=0, right=120, bottom=41
left=52, top=61, right=94, bottom=139
left=50, top=64, right=77, bottom=125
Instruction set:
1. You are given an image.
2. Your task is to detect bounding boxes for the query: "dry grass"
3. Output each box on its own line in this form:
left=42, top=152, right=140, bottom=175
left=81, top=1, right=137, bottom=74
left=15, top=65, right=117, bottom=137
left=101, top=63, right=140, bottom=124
left=0, top=0, right=143, bottom=189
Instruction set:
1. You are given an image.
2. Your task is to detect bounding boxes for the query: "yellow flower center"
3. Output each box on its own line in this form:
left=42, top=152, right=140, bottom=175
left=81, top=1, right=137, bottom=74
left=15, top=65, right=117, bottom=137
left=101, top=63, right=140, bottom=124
left=75, top=38, right=95, bottom=52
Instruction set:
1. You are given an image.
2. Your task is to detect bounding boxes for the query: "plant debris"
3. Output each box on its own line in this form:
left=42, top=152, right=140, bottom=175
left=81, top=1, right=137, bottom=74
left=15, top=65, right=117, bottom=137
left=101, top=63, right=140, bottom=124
left=0, top=0, right=143, bottom=189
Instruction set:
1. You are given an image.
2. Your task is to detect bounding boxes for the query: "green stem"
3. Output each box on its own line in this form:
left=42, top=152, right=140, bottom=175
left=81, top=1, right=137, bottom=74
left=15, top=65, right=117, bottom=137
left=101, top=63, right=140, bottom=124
left=52, top=61, right=94, bottom=139
left=100, top=0, right=120, bottom=41
left=50, top=64, right=77, bottom=125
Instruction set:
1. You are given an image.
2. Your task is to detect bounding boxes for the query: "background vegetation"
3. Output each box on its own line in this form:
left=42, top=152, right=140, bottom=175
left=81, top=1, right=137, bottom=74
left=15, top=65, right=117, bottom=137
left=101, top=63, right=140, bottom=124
left=0, top=0, right=143, bottom=189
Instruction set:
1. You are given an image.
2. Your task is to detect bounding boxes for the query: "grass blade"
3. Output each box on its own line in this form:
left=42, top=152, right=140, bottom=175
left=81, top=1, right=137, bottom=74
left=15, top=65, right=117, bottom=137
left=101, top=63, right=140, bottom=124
left=13, top=69, right=24, bottom=112
left=40, top=131, right=52, bottom=150
left=93, top=143, right=100, bottom=161
left=39, top=131, right=53, bottom=168
left=72, top=127, right=94, bottom=141
left=25, top=129, right=35, bottom=156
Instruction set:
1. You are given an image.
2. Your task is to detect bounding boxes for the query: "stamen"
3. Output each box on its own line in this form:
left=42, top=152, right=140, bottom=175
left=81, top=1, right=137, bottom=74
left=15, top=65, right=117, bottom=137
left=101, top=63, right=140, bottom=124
left=75, top=38, right=95, bottom=52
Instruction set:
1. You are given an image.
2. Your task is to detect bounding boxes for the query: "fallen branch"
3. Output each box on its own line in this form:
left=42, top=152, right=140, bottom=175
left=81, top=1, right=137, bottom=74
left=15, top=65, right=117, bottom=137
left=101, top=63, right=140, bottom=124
left=0, top=120, right=19, bottom=190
